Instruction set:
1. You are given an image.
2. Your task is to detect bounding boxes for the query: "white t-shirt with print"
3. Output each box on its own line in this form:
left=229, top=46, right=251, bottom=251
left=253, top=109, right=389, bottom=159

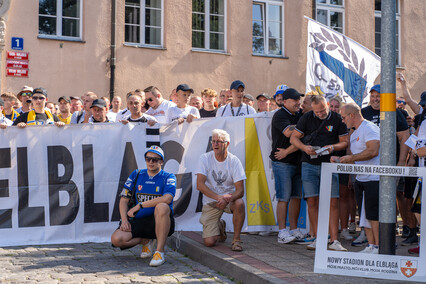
left=216, top=103, right=256, bottom=117
left=196, top=151, right=246, bottom=205
left=145, top=100, right=176, bottom=124
left=350, top=119, right=380, bottom=182
left=167, top=105, right=200, bottom=123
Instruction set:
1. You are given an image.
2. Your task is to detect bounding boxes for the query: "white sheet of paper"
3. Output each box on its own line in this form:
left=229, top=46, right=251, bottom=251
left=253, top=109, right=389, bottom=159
left=405, top=134, right=418, bottom=150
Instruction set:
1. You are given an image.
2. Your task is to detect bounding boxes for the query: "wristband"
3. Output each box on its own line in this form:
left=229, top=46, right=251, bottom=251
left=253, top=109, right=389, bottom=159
left=139, top=203, right=143, bottom=209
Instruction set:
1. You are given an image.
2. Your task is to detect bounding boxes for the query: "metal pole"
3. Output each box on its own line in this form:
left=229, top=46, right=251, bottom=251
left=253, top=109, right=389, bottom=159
left=379, top=0, right=396, bottom=255
left=110, top=0, right=116, bottom=102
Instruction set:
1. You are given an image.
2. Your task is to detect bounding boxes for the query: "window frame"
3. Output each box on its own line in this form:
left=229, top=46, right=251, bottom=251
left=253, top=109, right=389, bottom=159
left=374, top=0, right=401, bottom=66
left=192, top=0, right=227, bottom=53
left=315, top=0, right=345, bottom=34
left=38, top=0, right=84, bottom=41
left=252, top=0, right=285, bottom=57
left=124, top=0, right=164, bottom=48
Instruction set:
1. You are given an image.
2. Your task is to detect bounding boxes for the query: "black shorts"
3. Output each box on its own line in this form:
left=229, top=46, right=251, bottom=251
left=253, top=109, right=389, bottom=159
left=339, top=173, right=350, bottom=186
left=404, top=177, right=418, bottom=198
left=411, top=181, right=422, bottom=214
left=397, top=177, right=405, bottom=193
left=118, top=211, right=175, bottom=239
left=354, top=180, right=379, bottom=221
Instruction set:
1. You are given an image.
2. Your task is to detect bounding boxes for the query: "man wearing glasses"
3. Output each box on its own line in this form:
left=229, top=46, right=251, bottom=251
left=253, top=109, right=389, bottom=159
left=144, top=86, right=176, bottom=124
left=12, top=88, right=64, bottom=128
left=15, top=85, right=33, bottom=114
left=196, top=129, right=246, bottom=251
left=111, top=146, right=176, bottom=267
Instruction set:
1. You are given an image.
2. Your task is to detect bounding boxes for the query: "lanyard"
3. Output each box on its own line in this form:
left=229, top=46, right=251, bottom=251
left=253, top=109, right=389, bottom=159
left=230, top=104, right=243, bottom=117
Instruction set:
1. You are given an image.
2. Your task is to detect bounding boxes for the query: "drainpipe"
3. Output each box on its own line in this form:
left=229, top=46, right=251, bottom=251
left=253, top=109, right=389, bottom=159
left=110, top=0, right=116, bottom=101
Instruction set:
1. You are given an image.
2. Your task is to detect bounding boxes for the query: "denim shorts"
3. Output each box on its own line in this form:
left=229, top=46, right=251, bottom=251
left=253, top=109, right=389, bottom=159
left=301, top=162, right=339, bottom=198
left=272, top=161, right=302, bottom=202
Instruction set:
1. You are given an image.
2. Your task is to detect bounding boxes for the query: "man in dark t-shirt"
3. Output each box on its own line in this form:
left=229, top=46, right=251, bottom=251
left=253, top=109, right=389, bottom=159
left=270, top=88, right=304, bottom=244
left=291, top=95, right=348, bottom=251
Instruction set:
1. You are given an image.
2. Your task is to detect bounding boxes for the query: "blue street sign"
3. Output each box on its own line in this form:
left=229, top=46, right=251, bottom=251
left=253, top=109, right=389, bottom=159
left=11, top=37, right=24, bottom=50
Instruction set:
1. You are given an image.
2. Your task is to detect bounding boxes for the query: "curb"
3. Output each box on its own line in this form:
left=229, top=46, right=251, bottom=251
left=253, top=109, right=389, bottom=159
left=167, top=233, right=292, bottom=284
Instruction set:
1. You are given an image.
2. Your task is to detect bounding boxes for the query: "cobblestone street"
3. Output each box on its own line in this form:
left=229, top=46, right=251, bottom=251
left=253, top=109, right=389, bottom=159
left=0, top=242, right=234, bottom=284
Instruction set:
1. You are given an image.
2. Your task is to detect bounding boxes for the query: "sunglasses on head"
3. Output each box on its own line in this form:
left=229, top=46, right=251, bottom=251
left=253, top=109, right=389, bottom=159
left=145, top=156, right=162, bottom=163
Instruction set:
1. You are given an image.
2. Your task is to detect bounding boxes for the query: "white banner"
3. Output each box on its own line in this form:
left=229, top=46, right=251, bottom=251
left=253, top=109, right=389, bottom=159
left=305, top=17, right=381, bottom=107
left=315, top=163, right=426, bottom=282
left=0, top=117, right=308, bottom=246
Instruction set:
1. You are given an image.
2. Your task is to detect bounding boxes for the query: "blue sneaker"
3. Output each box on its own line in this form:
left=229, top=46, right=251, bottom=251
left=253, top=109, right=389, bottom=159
left=295, top=234, right=316, bottom=244
left=352, top=230, right=368, bottom=246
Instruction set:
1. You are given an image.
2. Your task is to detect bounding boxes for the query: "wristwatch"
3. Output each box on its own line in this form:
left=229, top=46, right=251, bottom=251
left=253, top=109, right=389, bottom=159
left=139, top=203, right=143, bottom=209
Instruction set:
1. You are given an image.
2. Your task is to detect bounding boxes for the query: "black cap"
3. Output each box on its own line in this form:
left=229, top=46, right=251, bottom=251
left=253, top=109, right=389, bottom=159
left=0, top=97, right=4, bottom=107
left=90, top=99, right=107, bottom=108
left=230, top=80, right=245, bottom=90
left=256, top=93, right=271, bottom=100
left=419, top=91, right=426, bottom=106
left=282, top=88, right=304, bottom=100
left=32, top=87, right=48, bottom=97
left=176, top=84, right=194, bottom=94
left=58, top=96, right=71, bottom=103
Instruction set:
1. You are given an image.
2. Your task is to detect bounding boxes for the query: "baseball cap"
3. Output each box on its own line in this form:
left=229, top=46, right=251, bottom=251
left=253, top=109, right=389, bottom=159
left=274, top=84, right=289, bottom=98
left=230, top=80, right=245, bottom=90
left=58, top=96, right=71, bottom=103
left=145, top=145, right=164, bottom=160
left=32, top=88, right=48, bottom=97
left=18, top=85, right=33, bottom=95
left=0, top=97, right=4, bottom=106
left=256, top=93, right=271, bottom=100
left=70, top=96, right=80, bottom=100
left=282, top=88, right=304, bottom=100
left=176, top=84, right=194, bottom=94
left=90, top=99, right=107, bottom=108
left=370, top=84, right=381, bottom=94
left=243, top=94, right=254, bottom=101
left=419, top=91, right=426, bottom=106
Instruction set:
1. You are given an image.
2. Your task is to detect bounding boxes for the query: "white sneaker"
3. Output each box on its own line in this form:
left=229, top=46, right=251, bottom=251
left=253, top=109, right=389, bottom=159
left=290, top=228, right=305, bottom=242
left=277, top=228, right=296, bottom=244
left=140, top=239, right=156, bottom=258
left=359, top=244, right=378, bottom=254
left=329, top=240, right=348, bottom=251
left=307, top=239, right=316, bottom=250
left=149, top=251, right=165, bottom=267
left=340, top=229, right=353, bottom=241
left=352, top=230, right=368, bottom=246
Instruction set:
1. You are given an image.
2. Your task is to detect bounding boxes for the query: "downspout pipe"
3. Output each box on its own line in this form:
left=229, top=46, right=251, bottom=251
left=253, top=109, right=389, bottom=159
left=110, top=0, right=116, bottom=102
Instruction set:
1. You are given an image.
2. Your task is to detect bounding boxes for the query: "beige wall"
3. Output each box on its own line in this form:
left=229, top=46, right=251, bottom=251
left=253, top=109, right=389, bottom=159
left=2, top=0, right=425, bottom=104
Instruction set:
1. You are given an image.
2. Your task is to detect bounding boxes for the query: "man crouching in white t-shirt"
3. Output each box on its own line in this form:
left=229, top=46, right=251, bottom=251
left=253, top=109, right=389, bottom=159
left=196, top=129, right=246, bottom=251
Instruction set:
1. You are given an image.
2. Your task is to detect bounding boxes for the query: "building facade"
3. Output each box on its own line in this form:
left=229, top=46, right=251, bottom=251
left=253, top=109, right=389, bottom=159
left=2, top=0, right=425, bottom=102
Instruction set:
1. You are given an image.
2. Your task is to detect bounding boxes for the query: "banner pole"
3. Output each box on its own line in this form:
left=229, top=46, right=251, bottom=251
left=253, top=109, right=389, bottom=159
left=379, top=0, right=396, bottom=255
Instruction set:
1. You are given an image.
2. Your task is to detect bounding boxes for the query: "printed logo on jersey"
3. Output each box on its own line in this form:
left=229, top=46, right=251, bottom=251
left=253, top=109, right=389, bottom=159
left=212, top=170, right=227, bottom=186
left=124, top=177, right=133, bottom=188
left=145, top=181, right=155, bottom=184
left=166, top=178, right=176, bottom=186
left=326, top=125, right=333, bottom=132
left=136, top=193, right=162, bottom=203
left=138, top=185, right=142, bottom=191
left=120, top=188, right=130, bottom=198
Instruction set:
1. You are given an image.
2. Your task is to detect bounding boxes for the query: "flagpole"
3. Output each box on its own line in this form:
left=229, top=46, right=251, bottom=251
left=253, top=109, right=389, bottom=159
left=379, top=0, right=397, bottom=255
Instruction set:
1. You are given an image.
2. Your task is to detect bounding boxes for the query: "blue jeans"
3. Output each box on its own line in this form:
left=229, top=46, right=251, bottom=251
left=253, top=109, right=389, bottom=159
left=272, top=161, right=302, bottom=202
left=301, top=162, right=339, bottom=198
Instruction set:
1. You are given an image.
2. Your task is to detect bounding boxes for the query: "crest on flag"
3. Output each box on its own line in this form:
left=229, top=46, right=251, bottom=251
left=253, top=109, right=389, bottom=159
left=305, top=17, right=381, bottom=107
left=400, top=259, right=417, bottom=278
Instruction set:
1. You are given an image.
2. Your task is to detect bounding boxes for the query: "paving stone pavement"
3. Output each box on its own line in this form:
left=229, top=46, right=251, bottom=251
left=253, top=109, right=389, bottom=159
left=0, top=243, right=235, bottom=284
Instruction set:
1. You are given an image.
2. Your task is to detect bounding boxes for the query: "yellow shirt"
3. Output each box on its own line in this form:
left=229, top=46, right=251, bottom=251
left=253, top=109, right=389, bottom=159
left=58, top=113, right=71, bottom=124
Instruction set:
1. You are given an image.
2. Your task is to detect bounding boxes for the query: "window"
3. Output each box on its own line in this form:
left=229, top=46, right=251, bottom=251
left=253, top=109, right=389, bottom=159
left=374, top=0, right=400, bottom=66
left=125, top=0, right=163, bottom=46
left=192, top=0, right=226, bottom=51
left=252, top=1, right=284, bottom=56
left=315, top=0, right=344, bottom=34
left=39, top=0, right=82, bottom=39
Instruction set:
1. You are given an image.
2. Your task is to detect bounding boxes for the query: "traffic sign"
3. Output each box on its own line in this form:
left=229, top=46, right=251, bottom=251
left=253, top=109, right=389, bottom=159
left=11, top=37, right=23, bottom=50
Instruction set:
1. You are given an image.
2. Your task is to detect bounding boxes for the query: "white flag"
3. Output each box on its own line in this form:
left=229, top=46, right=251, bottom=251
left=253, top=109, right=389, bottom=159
left=305, top=17, right=381, bottom=107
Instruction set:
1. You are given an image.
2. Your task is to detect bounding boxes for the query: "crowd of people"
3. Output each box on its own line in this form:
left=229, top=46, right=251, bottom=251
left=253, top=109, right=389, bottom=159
left=0, top=75, right=423, bottom=265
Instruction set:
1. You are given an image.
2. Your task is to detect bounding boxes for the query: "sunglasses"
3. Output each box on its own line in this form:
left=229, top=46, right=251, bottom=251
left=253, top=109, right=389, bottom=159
left=147, top=98, right=155, bottom=102
left=21, top=92, right=32, bottom=97
left=397, top=100, right=406, bottom=105
left=31, top=96, right=46, bottom=101
left=145, top=156, right=162, bottom=163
